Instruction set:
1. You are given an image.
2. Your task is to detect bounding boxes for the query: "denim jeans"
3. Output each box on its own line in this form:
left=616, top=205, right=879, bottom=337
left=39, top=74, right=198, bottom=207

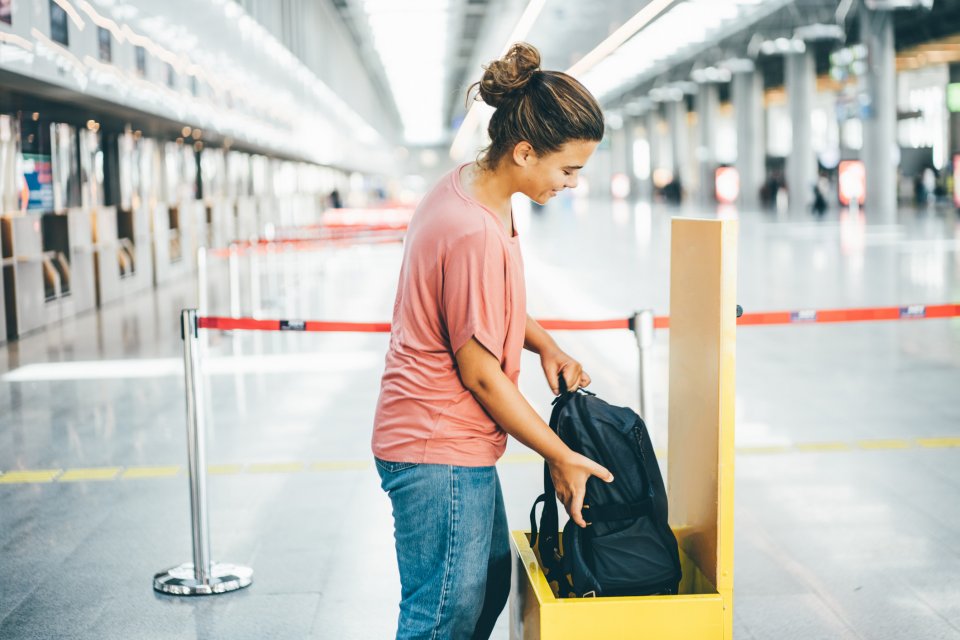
left=375, top=458, right=511, bottom=640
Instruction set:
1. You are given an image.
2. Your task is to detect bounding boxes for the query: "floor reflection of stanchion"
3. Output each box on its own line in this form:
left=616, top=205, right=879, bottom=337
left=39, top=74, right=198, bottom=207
left=631, top=309, right=655, bottom=424
left=153, top=309, right=253, bottom=596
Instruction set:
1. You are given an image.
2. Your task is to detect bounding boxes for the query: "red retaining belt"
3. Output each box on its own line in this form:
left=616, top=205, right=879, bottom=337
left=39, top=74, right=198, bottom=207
left=196, top=304, right=959, bottom=334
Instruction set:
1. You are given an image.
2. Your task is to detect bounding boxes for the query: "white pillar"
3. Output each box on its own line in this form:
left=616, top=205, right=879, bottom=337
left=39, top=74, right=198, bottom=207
left=861, top=7, right=898, bottom=224
left=733, top=70, right=765, bottom=211
left=696, top=82, right=719, bottom=209
left=785, top=49, right=817, bottom=216
left=667, top=99, right=690, bottom=193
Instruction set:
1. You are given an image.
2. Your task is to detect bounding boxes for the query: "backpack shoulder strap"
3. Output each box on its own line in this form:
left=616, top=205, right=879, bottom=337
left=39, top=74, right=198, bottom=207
left=532, top=388, right=573, bottom=568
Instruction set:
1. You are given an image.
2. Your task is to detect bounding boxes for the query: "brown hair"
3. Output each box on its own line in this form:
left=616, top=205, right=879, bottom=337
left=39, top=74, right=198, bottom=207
left=468, top=42, right=604, bottom=170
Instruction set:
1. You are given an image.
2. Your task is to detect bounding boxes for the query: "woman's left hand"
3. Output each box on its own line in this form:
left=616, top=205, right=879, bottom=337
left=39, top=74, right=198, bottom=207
left=540, top=347, right=591, bottom=396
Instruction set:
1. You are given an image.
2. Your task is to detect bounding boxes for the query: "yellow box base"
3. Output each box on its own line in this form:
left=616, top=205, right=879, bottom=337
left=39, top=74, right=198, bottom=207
left=509, top=530, right=726, bottom=640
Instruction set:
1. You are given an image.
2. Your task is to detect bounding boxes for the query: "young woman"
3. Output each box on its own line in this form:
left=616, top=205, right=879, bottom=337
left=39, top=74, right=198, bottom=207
left=372, top=42, right=612, bottom=639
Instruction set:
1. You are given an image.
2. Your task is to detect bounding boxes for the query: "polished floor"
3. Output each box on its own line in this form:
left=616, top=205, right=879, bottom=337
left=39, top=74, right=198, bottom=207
left=1, top=196, right=959, bottom=639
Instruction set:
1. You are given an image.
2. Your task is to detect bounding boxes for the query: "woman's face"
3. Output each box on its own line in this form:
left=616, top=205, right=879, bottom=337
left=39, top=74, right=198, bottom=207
left=515, top=139, right=599, bottom=205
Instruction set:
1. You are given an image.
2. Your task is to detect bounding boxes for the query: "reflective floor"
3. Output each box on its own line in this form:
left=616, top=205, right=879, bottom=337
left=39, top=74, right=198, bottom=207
left=1, top=197, right=959, bottom=639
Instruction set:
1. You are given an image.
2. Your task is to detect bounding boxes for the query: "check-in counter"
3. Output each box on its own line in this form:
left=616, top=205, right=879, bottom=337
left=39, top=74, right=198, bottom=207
left=2, top=214, right=49, bottom=338
left=91, top=205, right=122, bottom=307
left=209, top=198, right=235, bottom=248
left=115, top=204, right=154, bottom=295
left=236, top=197, right=258, bottom=241
left=151, top=202, right=176, bottom=285
left=255, top=196, right=274, bottom=234
left=63, top=207, right=96, bottom=315
left=152, top=201, right=200, bottom=284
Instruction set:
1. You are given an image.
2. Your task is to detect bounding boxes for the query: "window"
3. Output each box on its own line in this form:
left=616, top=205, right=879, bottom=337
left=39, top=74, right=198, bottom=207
left=0, top=0, right=12, bottom=25
left=135, top=45, right=146, bottom=76
left=97, top=26, right=111, bottom=62
left=49, top=0, right=68, bottom=46
left=165, top=63, right=174, bottom=88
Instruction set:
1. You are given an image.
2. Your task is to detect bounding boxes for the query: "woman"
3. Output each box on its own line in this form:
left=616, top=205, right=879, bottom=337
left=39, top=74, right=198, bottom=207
left=372, top=42, right=612, bottom=639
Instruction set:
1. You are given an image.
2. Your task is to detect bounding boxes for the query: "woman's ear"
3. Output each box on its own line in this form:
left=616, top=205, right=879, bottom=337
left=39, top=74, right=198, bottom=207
left=512, top=141, right=535, bottom=167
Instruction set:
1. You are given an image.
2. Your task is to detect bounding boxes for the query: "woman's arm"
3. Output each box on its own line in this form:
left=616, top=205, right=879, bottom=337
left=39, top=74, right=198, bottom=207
left=455, top=337, right=612, bottom=527
left=524, top=314, right=592, bottom=395
left=523, top=314, right=557, bottom=355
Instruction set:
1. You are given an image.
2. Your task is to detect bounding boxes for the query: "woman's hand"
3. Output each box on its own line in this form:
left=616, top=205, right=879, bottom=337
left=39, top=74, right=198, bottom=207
left=540, top=346, right=591, bottom=395
left=548, top=450, right=614, bottom=528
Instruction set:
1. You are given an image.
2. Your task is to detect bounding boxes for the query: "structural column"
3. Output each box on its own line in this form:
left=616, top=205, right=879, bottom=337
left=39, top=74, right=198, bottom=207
left=645, top=107, right=661, bottom=199
left=733, top=68, right=765, bottom=211
left=623, top=117, right=637, bottom=199
left=696, top=82, right=719, bottom=209
left=609, top=124, right=628, bottom=198
left=785, top=48, right=817, bottom=216
left=861, top=7, right=898, bottom=223
left=667, top=98, right=690, bottom=194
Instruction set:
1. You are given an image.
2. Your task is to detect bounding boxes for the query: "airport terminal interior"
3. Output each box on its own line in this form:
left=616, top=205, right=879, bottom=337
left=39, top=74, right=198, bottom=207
left=1, top=0, right=960, bottom=638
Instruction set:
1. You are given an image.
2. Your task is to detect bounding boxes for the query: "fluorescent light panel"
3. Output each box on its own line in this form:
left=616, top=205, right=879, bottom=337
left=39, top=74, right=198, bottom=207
left=579, top=0, right=770, bottom=102
left=362, top=0, right=450, bottom=145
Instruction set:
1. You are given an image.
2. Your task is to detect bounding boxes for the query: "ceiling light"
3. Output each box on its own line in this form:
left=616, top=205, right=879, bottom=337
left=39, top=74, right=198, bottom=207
left=361, top=0, right=450, bottom=145
left=578, top=0, right=791, bottom=102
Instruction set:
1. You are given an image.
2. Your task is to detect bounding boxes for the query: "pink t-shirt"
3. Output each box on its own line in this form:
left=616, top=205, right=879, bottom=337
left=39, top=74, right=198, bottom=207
left=372, top=164, right=527, bottom=467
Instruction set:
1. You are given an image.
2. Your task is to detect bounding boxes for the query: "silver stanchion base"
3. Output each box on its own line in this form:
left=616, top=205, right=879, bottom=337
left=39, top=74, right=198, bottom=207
left=153, top=562, right=253, bottom=596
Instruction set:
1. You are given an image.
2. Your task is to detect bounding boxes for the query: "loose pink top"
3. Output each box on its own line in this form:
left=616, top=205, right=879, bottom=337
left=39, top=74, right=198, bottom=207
left=372, top=164, right=527, bottom=467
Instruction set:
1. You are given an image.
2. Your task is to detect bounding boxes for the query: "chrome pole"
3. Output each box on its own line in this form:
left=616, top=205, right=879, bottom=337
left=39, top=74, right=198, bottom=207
left=632, top=309, right=655, bottom=423
left=228, top=245, right=241, bottom=318
left=197, top=247, right=208, bottom=316
left=153, top=309, right=252, bottom=596
left=250, top=246, right=262, bottom=319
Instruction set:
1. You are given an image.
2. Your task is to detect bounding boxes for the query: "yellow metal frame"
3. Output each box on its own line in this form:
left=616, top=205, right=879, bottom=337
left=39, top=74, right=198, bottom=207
left=509, top=218, right=738, bottom=639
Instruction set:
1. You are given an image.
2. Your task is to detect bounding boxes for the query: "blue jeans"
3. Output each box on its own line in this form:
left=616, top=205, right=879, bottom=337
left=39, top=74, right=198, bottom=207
left=375, top=458, right=511, bottom=640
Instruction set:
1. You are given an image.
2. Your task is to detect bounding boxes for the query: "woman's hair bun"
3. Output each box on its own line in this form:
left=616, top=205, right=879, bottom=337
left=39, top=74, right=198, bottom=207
left=475, top=42, right=541, bottom=108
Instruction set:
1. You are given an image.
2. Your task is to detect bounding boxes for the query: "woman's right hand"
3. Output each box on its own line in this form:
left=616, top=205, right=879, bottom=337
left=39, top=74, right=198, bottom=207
left=547, top=450, right=614, bottom=528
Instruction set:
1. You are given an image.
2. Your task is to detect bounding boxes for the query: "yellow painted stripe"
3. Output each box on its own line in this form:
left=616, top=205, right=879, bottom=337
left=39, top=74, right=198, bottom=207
left=207, top=464, right=244, bottom=475
left=59, top=467, right=122, bottom=482
left=247, top=462, right=303, bottom=474
left=310, top=461, right=370, bottom=471
left=499, top=453, right=543, bottom=464
left=122, top=466, right=181, bottom=479
left=736, top=446, right=791, bottom=455
left=857, top=439, right=912, bottom=450
left=795, top=442, right=852, bottom=452
left=917, top=437, right=960, bottom=448
left=0, top=469, right=61, bottom=484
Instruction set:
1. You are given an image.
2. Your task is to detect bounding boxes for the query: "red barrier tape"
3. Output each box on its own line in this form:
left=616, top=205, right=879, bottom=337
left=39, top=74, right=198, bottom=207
left=196, top=304, right=959, bottom=334
left=736, top=303, right=960, bottom=326
left=537, top=318, right=631, bottom=331
left=198, top=317, right=392, bottom=333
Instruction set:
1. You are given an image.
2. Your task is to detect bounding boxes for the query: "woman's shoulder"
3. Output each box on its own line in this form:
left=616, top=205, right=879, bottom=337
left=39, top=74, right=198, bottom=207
left=413, top=171, right=495, bottom=243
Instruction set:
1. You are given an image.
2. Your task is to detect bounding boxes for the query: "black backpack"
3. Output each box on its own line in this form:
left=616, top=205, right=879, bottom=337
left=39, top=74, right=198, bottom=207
left=530, top=385, right=682, bottom=598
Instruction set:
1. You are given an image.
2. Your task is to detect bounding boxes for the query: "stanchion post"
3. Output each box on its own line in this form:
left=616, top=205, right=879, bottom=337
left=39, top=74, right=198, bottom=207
left=197, top=247, right=208, bottom=315
left=228, top=245, right=241, bottom=318
left=153, top=309, right=253, bottom=596
left=631, top=309, right=655, bottom=423
left=250, top=246, right=261, bottom=319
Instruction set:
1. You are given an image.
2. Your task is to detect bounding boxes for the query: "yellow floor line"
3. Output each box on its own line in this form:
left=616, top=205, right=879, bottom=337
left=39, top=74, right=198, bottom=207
left=737, top=446, right=792, bottom=455
left=3, top=436, right=959, bottom=485
left=794, top=442, right=853, bottom=452
left=247, top=462, right=304, bottom=474
left=311, top=461, right=370, bottom=471
left=59, top=467, right=122, bottom=482
left=916, top=437, right=960, bottom=448
left=499, top=453, right=543, bottom=464
left=0, top=469, right=62, bottom=484
left=122, top=466, right=181, bottom=479
left=207, top=464, right=244, bottom=475
left=857, top=439, right=912, bottom=450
